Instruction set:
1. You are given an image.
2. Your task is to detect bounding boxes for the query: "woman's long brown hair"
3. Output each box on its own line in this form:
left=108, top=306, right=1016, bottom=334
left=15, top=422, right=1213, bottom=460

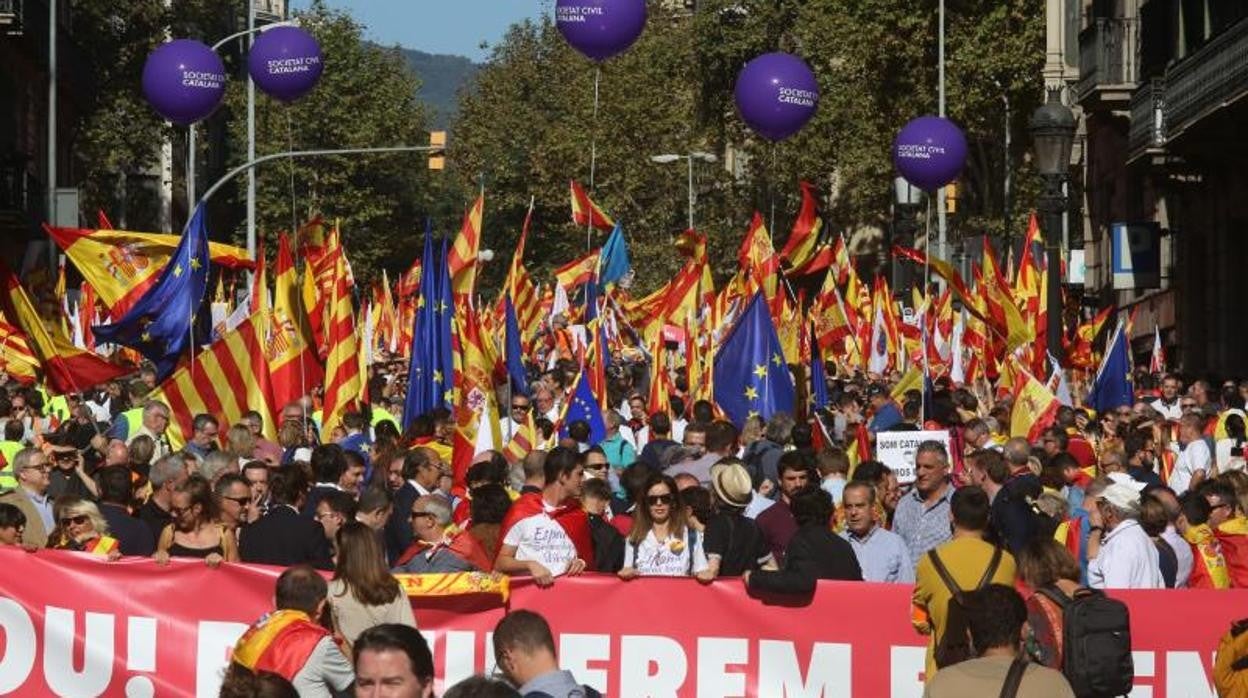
left=627, top=472, right=687, bottom=545
left=333, top=521, right=401, bottom=606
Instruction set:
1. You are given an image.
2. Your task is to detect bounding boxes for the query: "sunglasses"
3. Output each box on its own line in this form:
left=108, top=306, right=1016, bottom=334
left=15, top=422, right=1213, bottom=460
left=222, top=496, right=251, bottom=506
left=59, top=515, right=89, bottom=527
left=646, top=494, right=674, bottom=507
left=511, top=404, right=531, bottom=412
left=170, top=507, right=191, bottom=517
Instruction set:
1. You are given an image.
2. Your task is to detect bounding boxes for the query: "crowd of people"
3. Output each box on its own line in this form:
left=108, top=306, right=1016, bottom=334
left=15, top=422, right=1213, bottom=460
left=3, top=363, right=1248, bottom=695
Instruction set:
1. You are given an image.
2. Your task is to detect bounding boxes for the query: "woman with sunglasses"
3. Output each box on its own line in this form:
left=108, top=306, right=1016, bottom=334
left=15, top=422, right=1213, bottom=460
left=619, top=472, right=708, bottom=579
left=154, top=475, right=238, bottom=567
left=50, top=497, right=121, bottom=560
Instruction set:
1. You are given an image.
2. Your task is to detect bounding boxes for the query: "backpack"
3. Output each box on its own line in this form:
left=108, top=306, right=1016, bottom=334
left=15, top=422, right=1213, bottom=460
left=1037, top=586, right=1133, bottom=698
left=927, top=546, right=1003, bottom=668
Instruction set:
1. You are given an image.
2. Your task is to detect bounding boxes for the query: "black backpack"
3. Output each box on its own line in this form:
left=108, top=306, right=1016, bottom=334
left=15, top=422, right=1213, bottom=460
left=1037, top=586, right=1133, bottom=698
left=927, top=546, right=1003, bottom=668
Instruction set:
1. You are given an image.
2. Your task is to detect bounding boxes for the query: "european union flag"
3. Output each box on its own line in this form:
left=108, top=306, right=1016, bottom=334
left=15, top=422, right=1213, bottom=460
left=93, top=206, right=210, bottom=381
left=504, top=295, right=528, bottom=397
left=598, top=223, right=630, bottom=288
left=403, top=223, right=453, bottom=426
left=810, top=322, right=829, bottom=411
left=1087, top=320, right=1133, bottom=413
left=434, top=236, right=454, bottom=405
left=713, top=292, right=795, bottom=428
left=560, top=367, right=606, bottom=444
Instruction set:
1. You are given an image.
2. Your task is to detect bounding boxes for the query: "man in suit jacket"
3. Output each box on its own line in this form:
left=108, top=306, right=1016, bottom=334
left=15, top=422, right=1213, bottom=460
left=240, top=468, right=333, bottom=569
left=95, top=465, right=155, bottom=556
left=0, top=448, right=52, bottom=548
left=746, top=485, right=862, bottom=594
left=302, top=444, right=348, bottom=518
left=385, top=448, right=446, bottom=563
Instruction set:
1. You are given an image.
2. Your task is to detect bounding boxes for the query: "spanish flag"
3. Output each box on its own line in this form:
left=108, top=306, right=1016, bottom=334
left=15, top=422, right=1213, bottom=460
left=0, top=261, right=127, bottom=394
left=269, top=233, right=324, bottom=410
left=554, top=249, right=600, bottom=291
left=737, top=212, right=780, bottom=300
left=1007, top=356, right=1060, bottom=442
left=45, top=224, right=253, bottom=319
left=570, top=180, right=614, bottom=231
left=0, top=316, right=39, bottom=385
left=149, top=312, right=278, bottom=450
left=779, top=181, right=822, bottom=271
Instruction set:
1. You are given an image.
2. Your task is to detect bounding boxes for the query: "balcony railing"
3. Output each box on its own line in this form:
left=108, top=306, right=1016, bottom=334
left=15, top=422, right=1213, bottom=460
left=0, top=0, right=22, bottom=35
left=1075, top=17, right=1139, bottom=107
left=0, top=161, right=41, bottom=220
left=1164, top=17, right=1248, bottom=139
left=1128, top=78, right=1166, bottom=162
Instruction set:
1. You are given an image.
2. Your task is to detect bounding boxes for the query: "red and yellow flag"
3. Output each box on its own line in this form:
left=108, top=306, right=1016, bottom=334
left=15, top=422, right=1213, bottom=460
left=738, top=212, right=781, bottom=300
left=981, top=240, right=1034, bottom=352
left=45, top=225, right=252, bottom=319
left=779, top=181, right=822, bottom=271
left=450, top=305, right=499, bottom=492
left=570, top=180, right=614, bottom=231
left=554, top=250, right=600, bottom=291
left=1014, top=212, right=1044, bottom=303
left=269, top=233, right=323, bottom=410
left=449, top=194, right=485, bottom=306
left=150, top=312, right=278, bottom=450
left=1007, top=356, right=1060, bottom=442
left=0, top=316, right=39, bottom=385
left=0, top=262, right=127, bottom=394
left=320, top=239, right=363, bottom=438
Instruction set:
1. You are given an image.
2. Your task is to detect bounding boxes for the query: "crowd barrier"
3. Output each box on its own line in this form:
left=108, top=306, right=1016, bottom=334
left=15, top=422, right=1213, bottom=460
left=0, top=548, right=1237, bottom=697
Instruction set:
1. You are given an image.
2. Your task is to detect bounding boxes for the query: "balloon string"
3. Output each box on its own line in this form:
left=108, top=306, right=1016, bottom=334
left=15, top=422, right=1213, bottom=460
left=187, top=131, right=195, bottom=387
left=769, top=143, right=777, bottom=235
left=921, top=196, right=932, bottom=418
left=587, top=65, right=601, bottom=252
left=287, top=109, right=297, bottom=241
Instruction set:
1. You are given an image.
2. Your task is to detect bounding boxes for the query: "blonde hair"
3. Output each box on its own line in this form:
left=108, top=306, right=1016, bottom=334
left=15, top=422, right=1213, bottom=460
left=226, top=423, right=256, bottom=460
left=56, top=497, right=110, bottom=536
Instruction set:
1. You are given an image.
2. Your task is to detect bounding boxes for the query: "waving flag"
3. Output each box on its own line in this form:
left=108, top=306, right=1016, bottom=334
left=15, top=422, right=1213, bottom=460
left=570, top=180, right=614, bottom=231
left=0, top=316, right=39, bottom=385
left=0, top=262, right=127, bottom=393
left=737, top=213, right=780, bottom=300
left=320, top=234, right=363, bottom=438
left=1087, top=320, right=1134, bottom=414
left=713, top=292, right=795, bottom=428
left=93, top=207, right=212, bottom=381
left=449, top=194, right=484, bottom=307
left=268, top=233, right=323, bottom=410
left=503, top=295, right=528, bottom=398
left=554, top=250, right=600, bottom=291
left=46, top=224, right=252, bottom=319
left=598, top=224, right=631, bottom=288
left=810, top=322, right=830, bottom=411
left=450, top=304, right=501, bottom=490
left=404, top=228, right=454, bottom=426
left=559, top=366, right=607, bottom=444
left=1150, top=325, right=1166, bottom=374
left=1008, top=356, right=1060, bottom=441
left=780, top=181, right=822, bottom=270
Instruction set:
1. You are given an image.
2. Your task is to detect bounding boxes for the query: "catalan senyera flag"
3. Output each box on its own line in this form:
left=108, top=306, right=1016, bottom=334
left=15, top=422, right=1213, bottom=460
left=0, top=261, right=128, bottom=394
left=269, top=233, right=324, bottom=410
left=498, top=206, right=542, bottom=344
left=0, top=315, right=39, bottom=384
left=554, top=250, right=600, bottom=291
left=570, top=180, right=614, bottom=231
left=1008, top=356, right=1060, bottom=442
left=45, top=224, right=253, bottom=319
left=779, top=181, right=822, bottom=271
left=448, top=194, right=485, bottom=306
left=320, top=239, right=363, bottom=438
left=150, top=312, right=278, bottom=450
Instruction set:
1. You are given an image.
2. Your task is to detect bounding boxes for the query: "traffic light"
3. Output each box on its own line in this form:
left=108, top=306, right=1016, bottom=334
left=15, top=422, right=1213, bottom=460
left=428, top=131, right=446, bottom=171
left=944, top=181, right=958, bottom=214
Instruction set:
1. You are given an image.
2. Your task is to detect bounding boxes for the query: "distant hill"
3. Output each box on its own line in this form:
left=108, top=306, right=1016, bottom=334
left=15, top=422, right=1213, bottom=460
left=398, top=48, right=480, bottom=129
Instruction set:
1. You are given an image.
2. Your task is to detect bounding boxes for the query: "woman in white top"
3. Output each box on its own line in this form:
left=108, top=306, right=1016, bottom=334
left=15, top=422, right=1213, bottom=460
left=328, top=521, right=416, bottom=651
left=619, top=473, right=708, bottom=578
left=1215, top=412, right=1247, bottom=474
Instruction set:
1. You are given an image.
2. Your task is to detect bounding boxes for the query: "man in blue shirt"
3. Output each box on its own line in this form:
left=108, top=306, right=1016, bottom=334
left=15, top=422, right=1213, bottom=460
left=866, top=385, right=904, bottom=433
left=841, top=480, right=914, bottom=582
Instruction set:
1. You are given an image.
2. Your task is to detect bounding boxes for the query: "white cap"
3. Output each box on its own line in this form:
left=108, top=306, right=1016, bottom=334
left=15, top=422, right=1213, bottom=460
left=1102, top=481, right=1144, bottom=511
left=1106, top=472, right=1146, bottom=488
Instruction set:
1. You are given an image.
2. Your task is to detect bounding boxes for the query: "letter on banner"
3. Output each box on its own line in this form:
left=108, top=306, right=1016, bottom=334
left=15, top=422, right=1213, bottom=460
left=0, top=599, right=37, bottom=693
left=1166, top=652, right=1216, bottom=698
left=197, top=621, right=248, bottom=697
left=620, top=635, right=687, bottom=697
left=890, top=645, right=927, bottom=698
left=697, top=637, right=749, bottom=698
left=44, top=606, right=114, bottom=696
left=442, top=631, right=478, bottom=688
left=560, top=633, right=611, bottom=693
left=757, top=640, right=850, bottom=697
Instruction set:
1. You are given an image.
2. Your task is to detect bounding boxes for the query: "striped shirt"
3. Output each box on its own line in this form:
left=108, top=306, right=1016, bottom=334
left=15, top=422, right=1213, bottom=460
left=893, top=483, right=953, bottom=570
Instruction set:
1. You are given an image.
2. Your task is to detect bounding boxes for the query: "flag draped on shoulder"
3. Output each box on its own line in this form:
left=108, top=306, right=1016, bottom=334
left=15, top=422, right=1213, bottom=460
left=0, top=261, right=127, bottom=394
left=570, top=180, right=614, bottom=231
left=46, top=222, right=252, bottom=319
left=92, top=207, right=212, bottom=381
left=150, top=312, right=278, bottom=450
left=713, top=292, right=795, bottom=428
left=1087, top=320, right=1134, bottom=414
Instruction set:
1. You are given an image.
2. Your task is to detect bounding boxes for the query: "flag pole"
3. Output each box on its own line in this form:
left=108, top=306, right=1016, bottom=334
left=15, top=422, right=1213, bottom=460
left=586, top=66, right=601, bottom=252
left=921, top=197, right=932, bottom=421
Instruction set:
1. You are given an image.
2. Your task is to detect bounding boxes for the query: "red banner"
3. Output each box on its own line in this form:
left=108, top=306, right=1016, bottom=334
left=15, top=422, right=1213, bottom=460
left=0, top=548, right=1236, bottom=696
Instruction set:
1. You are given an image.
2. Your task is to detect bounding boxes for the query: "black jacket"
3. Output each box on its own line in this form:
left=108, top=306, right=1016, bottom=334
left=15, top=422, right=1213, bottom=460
left=99, top=502, right=156, bottom=557
left=748, top=524, right=863, bottom=594
left=239, top=505, right=333, bottom=570
left=385, top=481, right=422, bottom=564
left=989, top=472, right=1044, bottom=555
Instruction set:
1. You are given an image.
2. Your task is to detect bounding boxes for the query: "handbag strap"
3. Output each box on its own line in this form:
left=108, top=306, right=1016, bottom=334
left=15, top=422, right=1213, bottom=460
left=998, top=658, right=1029, bottom=698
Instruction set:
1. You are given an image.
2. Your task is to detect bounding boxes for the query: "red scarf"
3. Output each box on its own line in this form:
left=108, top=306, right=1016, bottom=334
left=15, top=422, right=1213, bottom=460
left=499, top=491, right=595, bottom=569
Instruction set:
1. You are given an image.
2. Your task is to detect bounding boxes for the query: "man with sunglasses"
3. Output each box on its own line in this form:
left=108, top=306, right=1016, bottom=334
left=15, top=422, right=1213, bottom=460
left=392, top=495, right=482, bottom=574
left=1205, top=480, right=1248, bottom=588
left=500, top=395, right=532, bottom=443
left=0, top=448, right=52, bottom=547
left=216, top=474, right=257, bottom=534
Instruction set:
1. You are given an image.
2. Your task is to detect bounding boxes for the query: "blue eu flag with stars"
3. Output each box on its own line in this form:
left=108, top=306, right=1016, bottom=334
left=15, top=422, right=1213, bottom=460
left=93, top=206, right=211, bottom=381
left=560, top=367, right=606, bottom=444
left=1087, top=320, right=1134, bottom=413
left=714, top=292, right=795, bottom=428
left=810, top=322, right=829, bottom=411
left=403, top=223, right=454, bottom=427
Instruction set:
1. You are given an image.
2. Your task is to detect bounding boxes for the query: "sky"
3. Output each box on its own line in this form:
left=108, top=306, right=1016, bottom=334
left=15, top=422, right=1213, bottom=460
left=290, top=0, right=548, bottom=61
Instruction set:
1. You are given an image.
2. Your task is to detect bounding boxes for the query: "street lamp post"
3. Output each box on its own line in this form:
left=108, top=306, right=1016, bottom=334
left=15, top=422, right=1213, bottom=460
left=1029, top=88, right=1077, bottom=370
left=892, top=177, right=923, bottom=294
left=651, top=152, right=717, bottom=230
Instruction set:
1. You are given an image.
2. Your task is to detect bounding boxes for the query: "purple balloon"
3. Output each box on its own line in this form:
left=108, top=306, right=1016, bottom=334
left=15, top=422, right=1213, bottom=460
left=141, top=39, right=226, bottom=125
left=555, top=0, right=647, bottom=62
left=249, top=26, right=324, bottom=102
left=893, top=116, right=968, bottom=191
left=734, top=53, right=819, bottom=142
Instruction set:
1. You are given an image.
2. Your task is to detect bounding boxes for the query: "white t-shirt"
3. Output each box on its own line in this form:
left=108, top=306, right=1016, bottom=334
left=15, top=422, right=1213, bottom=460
left=1087, top=519, right=1164, bottom=590
left=502, top=502, right=579, bottom=576
left=1215, top=439, right=1247, bottom=474
left=1150, top=398, right=1183, bottom=421
left=623, top=528, right=708, bottom=576
left=1169, top=439, right=1212, bottom=495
